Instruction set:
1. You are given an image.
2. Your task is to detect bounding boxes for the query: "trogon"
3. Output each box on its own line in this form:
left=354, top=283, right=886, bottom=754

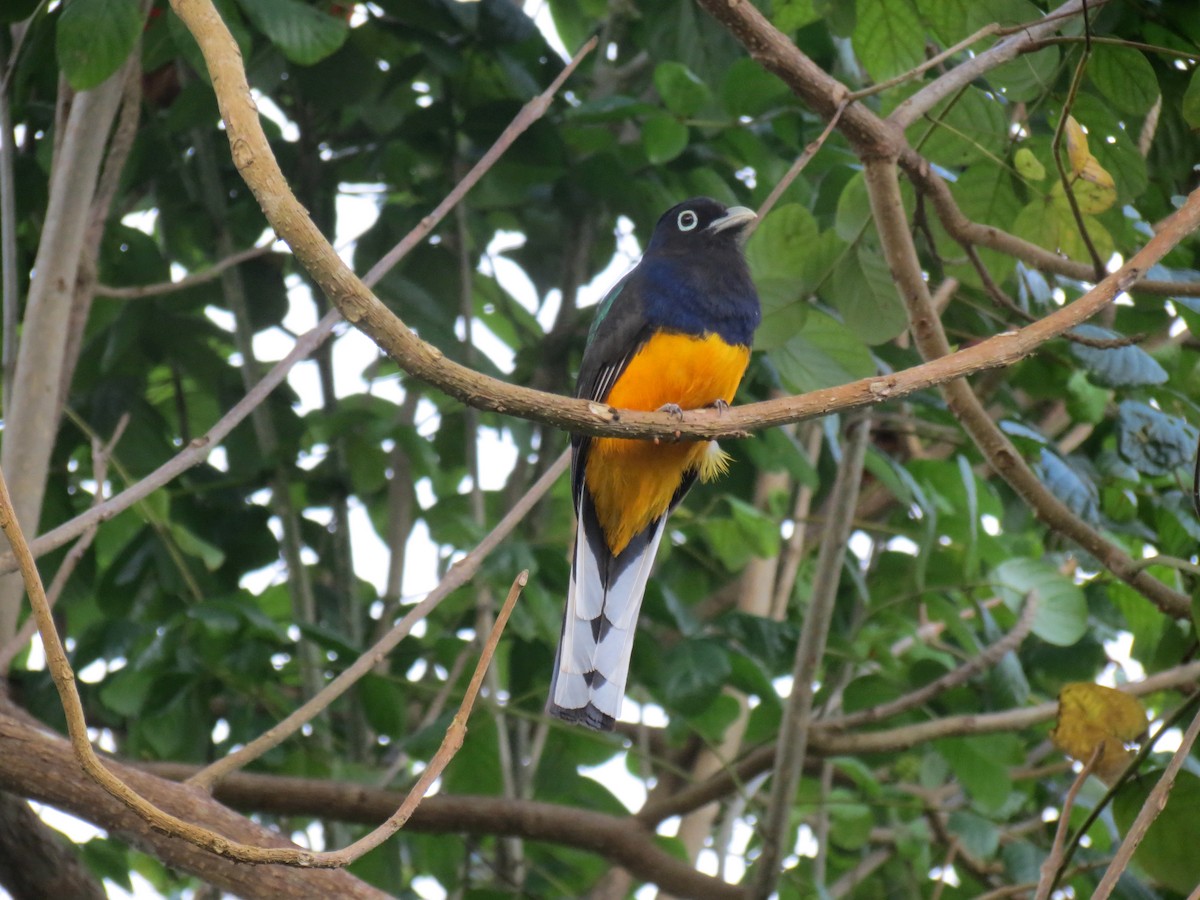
left=547, top=197, right=761, bottom=730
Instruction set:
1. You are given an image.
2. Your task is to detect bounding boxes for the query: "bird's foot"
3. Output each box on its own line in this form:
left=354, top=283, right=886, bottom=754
left=657, top=402, right=685, bottom=420
left=708, top=398, right=730, bottom=415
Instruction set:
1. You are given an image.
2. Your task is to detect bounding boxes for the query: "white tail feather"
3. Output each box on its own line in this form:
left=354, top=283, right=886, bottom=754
left=552, top=517, right=667, bottom=724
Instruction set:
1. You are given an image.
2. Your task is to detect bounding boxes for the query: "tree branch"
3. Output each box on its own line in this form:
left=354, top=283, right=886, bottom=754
left=137, top=761, right=746, bottom=900
left=863, top=156, right=1191, bottom=618
left=93, top=244, right=275, bottom=298
left=822, top=590, right=1038, bottom=732
left=0, top=703, right=388, bottom=899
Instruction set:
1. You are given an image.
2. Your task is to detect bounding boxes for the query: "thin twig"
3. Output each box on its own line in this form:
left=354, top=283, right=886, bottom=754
left=322, top=571, right=529, bottom=864
left=0, top=415, right=129, bottom=674
left=847, top=22, right=1002, bottom=101
left=1091, top=701, right=1200, bottom=899
left=94, top=244, right=275, bottom=298
left=1049, top=41, right=1106, bottom=280
left=823, top=590, right=1038, bottom=731
left=752, top=100, right=848, bottom=228
left=1034, top=745, right=1101, bottom=900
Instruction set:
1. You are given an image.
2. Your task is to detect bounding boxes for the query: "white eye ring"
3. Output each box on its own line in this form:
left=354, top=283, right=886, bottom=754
left=677, top=210, right=698, bottom=231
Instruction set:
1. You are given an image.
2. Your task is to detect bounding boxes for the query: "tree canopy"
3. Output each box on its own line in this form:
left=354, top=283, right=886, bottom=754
left=2, top=0, right=1200, bottom=898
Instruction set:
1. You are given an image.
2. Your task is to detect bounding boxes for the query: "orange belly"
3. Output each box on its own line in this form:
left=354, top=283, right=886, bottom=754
left=586, top=332, right=750, bottom=556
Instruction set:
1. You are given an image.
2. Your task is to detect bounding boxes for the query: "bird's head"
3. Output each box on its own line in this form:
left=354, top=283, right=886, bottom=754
left=646, top=197, right=757, bottom=255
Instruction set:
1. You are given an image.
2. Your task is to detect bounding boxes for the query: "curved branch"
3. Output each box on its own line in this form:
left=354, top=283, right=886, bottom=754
left=138, top=763, right=744, bottom=900
left=863, top=156, right=1191, bottom=618
left=697, top=0, right=1200, bottom=298
left=889, top=0, right=1100, bottom=128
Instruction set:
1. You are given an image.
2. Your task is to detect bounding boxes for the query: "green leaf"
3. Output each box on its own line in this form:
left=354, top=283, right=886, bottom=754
left=1117, top=401, right=1198, bottom=476
left=936, top=737, right=1013, bottom=813
left=659, top=639, right=732, bottom=713
left=747, top=204, right=831, bottom=321
left=641, top=114, right=690, bottom=164
left=1185, top=67, right=1200, bottom=129
left=828, top=795, right=874, bottom=850
left=1088, top=45, right=1159, bottom=116
left=1065, top=369, right=1110, bottom=423
left=1069, top=325, right=1167, bottom=388
left=727, top=497, right=782, bottom=559
left=774, top=0, right=821, bottom=32
left=834, top=172, right=873, bottom=241
left=992, top=558, right=1088, bottom=647
left=747, top=204, right=820, bottom=285
left=829, top=244, right=909, bottom=345
left=653, top=62, right=712, bottom=118
left=948, top=809, right=1000, bottom=860
left=771, top=308, right=876, bottom=392
left=852, top=0, right=926, bottom=82
left=57, top=0, right=142, bottom=90
left=719, top=58, right=791, bottom=118
left=1014, top=147, right=1046, bottom=181
left=99, top=669, right=157, bottom=717
left=1012, top=194, right=1113, bottom=265
left=170, top=525, right=226, bottom=571
left=237, top=0, right=348, bottom=65
left=916, top=86, right=1008, bottom=168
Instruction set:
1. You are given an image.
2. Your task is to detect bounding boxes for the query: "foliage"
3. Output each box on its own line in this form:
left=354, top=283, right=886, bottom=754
left=1, top=0, right=1200, bottom=898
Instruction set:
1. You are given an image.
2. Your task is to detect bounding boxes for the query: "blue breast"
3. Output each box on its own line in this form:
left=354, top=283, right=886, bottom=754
left=637, top=256, right=761, bottom=347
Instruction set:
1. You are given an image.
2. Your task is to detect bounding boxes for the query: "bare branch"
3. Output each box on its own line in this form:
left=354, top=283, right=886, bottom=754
left=890, top=0, right=1100, bottom=127
left=1034, top=746, right=1101, bottom=900
left=94, top=244, right=276, bottom=299
left=134, top=760, right=747, bottom=900
left=823, top=591, right=1038, bottom=731
left=0, top=704, right=389, bottom=899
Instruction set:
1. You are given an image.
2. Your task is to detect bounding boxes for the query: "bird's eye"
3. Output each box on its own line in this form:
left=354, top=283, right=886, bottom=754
left=677, top=210, right=698, bottom=232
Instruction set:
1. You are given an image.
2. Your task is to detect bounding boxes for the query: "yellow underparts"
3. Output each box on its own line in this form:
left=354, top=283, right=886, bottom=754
left=586, top=331, right=750, bottom=557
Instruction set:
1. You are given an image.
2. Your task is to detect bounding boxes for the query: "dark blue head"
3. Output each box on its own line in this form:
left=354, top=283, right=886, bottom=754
left=638, top=198, right=760, bottom=346
left=645, top=197, right=757, bottom=255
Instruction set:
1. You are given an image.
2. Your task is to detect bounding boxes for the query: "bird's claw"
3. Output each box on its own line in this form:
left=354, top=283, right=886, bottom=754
left=708, top=399, right=730, bottom=415
left=657, top=403, right=685, bottom=420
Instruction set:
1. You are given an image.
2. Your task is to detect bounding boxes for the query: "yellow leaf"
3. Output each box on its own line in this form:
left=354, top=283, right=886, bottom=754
left=1051, top=682, right=1147, bottom=783
left=1056, top=115, right=1117, bottom=214
left=1064, top=115, right=1091, bottom=177
left=1078, top=154, right=1115, bottom=190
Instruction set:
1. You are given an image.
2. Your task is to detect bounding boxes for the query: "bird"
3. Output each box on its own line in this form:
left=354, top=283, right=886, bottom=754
left=547, top=197, right=761, bottom=730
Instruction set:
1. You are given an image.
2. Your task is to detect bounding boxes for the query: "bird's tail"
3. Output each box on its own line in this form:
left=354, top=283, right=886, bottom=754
left=547, top=496, right=666, bottom=731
